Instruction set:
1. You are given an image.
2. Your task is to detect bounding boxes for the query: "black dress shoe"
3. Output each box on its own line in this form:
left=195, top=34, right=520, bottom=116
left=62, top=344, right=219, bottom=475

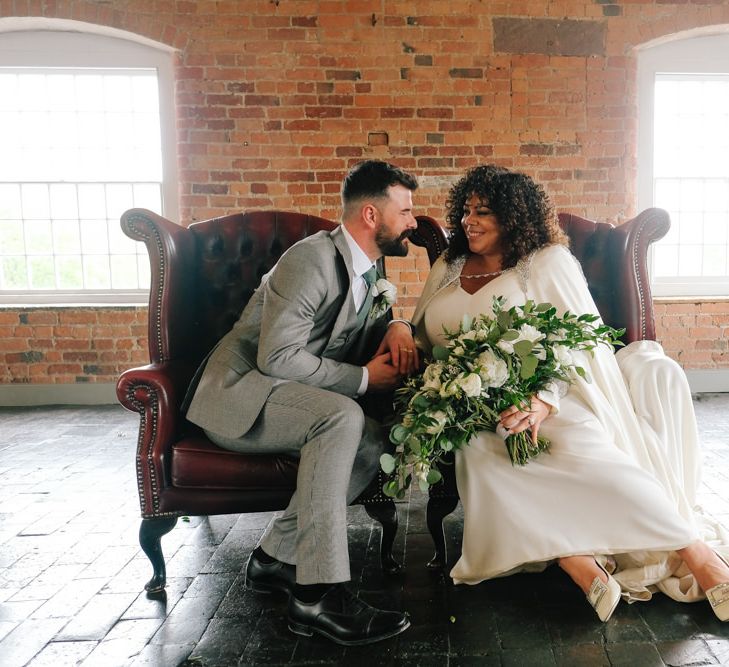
left=245, top=549, right=296, bottom=596
left=287, top=584, right=410, bottom=646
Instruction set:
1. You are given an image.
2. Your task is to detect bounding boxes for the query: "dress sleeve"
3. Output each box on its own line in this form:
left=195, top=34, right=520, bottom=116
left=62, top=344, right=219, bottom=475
left=522, top=244, right=602, bottom=321
left=524, top=244, right=603, bottom=415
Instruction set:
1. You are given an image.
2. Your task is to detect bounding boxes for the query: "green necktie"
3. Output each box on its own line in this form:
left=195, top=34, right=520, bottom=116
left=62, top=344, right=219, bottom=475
left=356, top=266, right=378, bottom=326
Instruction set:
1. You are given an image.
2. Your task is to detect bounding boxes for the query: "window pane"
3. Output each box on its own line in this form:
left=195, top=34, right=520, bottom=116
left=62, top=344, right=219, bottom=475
left=56, top=256, right=83, bottom=289
left=78, top=185, right=106, bottom=219
left=83, top=255, right=110, bottom=289
left=2, top=256, right=28, bottom=288
left=652, top=73, right=729, bottom=290
left=703, top=245, right=727, bottom=276
left=28, top=256, right=55, bottom=288
left=110, top=254, right=139, bottom=288
left=50, top=184, right=79, bottom=220
left=654, top=244, right=678, bottom=277
left=80, top=219, right=109, bottom=254
left=0, top=220, right=25, bottom=254
left=52, top=219, right=81, bottom=254
left=678, top=245, right=702, bottom=276
left=0, top=64, right=165, bottom=297
left=21, top=184, right=50, bottom=219
left=24, top=219, right=52, bottom=254
left=133, top=183, right=161, bottom=212
left=0, top=185, right=22, bottom=218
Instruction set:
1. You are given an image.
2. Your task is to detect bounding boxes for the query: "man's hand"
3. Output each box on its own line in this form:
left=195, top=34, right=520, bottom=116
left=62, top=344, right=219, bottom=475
left=373, top=321, right=419, bottom=375
left=365, top=352, right=401, bottom=392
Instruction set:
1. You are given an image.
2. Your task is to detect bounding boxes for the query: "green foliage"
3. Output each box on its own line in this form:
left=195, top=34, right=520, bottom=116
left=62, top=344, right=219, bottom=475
left=381, top=296, right=624, bottom=497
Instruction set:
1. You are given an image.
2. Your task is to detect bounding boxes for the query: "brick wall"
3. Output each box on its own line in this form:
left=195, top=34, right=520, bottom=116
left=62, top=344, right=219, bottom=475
left=0, top=308, right=148, bottom=385
left=2, top=0, right=729, bottom=388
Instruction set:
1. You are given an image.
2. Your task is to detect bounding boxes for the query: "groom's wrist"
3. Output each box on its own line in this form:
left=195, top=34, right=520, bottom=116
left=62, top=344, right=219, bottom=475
left=388, top=319, right=415, bottom=336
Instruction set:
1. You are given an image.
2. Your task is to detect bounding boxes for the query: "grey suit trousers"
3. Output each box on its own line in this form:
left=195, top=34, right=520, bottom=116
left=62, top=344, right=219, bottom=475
left=204, top=381, right=384, bottom=584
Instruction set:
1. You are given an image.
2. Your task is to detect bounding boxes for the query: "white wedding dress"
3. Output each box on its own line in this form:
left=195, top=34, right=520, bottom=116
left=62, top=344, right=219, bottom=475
left=412, top=244, right=729, bottom=603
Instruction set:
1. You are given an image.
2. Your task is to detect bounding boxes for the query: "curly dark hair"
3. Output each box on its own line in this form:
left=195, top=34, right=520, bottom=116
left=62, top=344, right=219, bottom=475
left=444, top=165, right=568, bottom=267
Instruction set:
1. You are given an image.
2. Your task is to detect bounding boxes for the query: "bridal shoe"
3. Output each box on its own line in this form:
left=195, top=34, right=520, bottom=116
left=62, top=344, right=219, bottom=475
left=586, top=562, right=621, bottom=622
left=707, top=552, right=729, bottom=622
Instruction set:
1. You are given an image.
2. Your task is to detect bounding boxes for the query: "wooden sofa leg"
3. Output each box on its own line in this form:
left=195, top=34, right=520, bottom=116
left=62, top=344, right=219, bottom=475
left=364, top=500, right=402, bottom=575
left=426, top=496, right=459, bottom=570
left=139, top=516, right=178, bottom=593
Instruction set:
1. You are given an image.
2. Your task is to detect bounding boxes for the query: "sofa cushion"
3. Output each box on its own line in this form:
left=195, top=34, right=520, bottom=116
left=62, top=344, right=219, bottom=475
left=171, top=434, right=298, bottom=490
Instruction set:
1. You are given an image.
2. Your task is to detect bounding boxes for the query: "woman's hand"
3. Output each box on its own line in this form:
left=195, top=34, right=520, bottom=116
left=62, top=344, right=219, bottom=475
left=498, top=396, right=551, bottom=442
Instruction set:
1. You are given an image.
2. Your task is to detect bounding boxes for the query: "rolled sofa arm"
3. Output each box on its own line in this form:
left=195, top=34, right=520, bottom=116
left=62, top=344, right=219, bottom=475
left=117, top=360, right=193, bottom=516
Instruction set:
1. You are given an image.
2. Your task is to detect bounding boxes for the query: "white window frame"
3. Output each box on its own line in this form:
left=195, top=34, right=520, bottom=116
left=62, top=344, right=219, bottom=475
left=637, top=32, right=729, bottom=298
left=0, top=25, right=178, bottom=305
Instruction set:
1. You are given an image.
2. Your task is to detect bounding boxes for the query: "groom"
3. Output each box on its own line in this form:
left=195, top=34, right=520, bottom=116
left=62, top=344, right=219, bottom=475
left=185, top=160, right=420, bottom=645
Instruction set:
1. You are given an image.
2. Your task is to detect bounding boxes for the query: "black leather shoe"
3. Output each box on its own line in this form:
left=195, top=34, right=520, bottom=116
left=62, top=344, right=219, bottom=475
left=245, top=549, right=296, bottom=596
left=287, top=584, right=410, bottom=646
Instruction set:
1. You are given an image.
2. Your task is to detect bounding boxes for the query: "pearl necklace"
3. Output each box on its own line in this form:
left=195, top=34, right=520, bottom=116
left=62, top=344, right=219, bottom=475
left=460, top=269, right=503, bottom=279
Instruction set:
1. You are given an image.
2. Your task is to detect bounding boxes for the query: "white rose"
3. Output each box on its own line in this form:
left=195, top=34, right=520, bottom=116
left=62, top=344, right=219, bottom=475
left=547, top=328, right=568, bottom=342
left=455, top=372, right=482, bottom=397
left=515, top=323, right=546, bottom=344
left=422, top=362, right=443, bottom=391
left=458, top=330, right=478, bottom=343
left=533, top=345, right=547, bottom=361
left=424, top=409, right=448, bottom=434
left=552, top=344, right=573, bottom=366
left=414, top=461, right=430, bottom=484
left=374, top=278, right=397, bottom=305
left=439, top=380, right=459, bottom=398
left=476, top=350, right=509, bottom=388
left=497, top=339, right=514, bottom=354
left=452, top=346, right=465, bottom=356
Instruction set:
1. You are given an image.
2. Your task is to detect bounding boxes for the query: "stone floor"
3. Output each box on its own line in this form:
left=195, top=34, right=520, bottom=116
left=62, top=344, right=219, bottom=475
left=1, top=395, right=729, bottom=667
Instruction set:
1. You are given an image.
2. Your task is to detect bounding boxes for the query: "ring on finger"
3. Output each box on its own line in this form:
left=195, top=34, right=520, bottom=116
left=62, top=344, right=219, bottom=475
left=528, top=416, right=535, bottom=426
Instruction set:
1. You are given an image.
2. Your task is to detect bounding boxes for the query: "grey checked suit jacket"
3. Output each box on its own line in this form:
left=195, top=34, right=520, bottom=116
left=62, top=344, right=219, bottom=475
left=186, top=225, right=388, bottom=439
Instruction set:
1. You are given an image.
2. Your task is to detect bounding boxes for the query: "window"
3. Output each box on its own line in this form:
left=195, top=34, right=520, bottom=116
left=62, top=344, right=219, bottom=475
left=0, top=28, right=177, bottom=303
left=638, top=33, right=729, bottom=297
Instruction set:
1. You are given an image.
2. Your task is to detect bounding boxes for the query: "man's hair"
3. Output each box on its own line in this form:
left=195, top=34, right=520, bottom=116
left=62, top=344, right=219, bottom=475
left=341, top=160, right=418, bottom=212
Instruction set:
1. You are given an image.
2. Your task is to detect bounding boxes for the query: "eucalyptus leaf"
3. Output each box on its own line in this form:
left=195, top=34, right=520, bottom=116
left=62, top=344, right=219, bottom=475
left=520, top=354, right=538, bottom=379
left=513, top=339, right=534, bottom=357
left=380, top=453, right=396, bottom=474
left=426, top=468, right=442, bottom=484
left=390, top=425, right=409, bottom=444
left=432, top=345, right=450, bottom=361
left=413, top=394, right=431, bottom=409
left=497, top=311, right=511, bottom=330
left=501, top=330, right=519, bottom=341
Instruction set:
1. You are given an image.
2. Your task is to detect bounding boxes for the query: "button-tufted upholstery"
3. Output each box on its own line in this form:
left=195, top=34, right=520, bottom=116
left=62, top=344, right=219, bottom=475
left=116, top=208, right=448, bottom=593
left=425, top=208, right=671, bottom=569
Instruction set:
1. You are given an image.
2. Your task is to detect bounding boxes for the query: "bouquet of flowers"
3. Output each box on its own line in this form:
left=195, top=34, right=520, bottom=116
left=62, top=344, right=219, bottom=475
left=380, top=296, right=624, bottom=499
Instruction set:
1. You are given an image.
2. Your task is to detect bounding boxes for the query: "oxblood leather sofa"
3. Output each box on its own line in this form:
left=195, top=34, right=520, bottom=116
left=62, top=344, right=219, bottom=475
left=116, top=208, right=447, bottom=593
left=425, top=207, right=671, bottom=569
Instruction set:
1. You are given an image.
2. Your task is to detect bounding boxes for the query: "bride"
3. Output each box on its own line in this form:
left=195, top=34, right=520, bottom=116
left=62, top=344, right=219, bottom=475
left=410, top=165, right=729, bottom=622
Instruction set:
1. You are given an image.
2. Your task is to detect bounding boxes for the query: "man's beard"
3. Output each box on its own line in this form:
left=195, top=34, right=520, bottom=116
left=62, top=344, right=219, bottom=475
left=375, top=225, right=410, bottom=257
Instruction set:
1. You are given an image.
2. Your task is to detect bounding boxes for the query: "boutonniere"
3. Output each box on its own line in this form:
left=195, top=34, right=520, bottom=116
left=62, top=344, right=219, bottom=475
left=369, top=278, right=397, bottom=319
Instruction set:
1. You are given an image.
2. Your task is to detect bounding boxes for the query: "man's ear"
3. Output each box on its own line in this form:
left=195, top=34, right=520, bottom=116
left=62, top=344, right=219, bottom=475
left=362, top=203, right=378, bottom=228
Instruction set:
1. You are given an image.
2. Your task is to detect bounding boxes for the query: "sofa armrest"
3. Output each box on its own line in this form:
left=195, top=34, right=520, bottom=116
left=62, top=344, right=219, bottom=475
left=117, top=360, right=193, bottom=516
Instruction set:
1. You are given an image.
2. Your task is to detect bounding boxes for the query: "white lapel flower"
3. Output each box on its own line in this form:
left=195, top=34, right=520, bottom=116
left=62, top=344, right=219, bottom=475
left=369, top=277, right=397, bottom=319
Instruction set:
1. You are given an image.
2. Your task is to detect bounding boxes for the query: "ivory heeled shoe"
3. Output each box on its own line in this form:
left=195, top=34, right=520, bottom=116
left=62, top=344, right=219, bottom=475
left=586, top=562, right=621, bottom=622
left=706, top=552, right=729, bottom=622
